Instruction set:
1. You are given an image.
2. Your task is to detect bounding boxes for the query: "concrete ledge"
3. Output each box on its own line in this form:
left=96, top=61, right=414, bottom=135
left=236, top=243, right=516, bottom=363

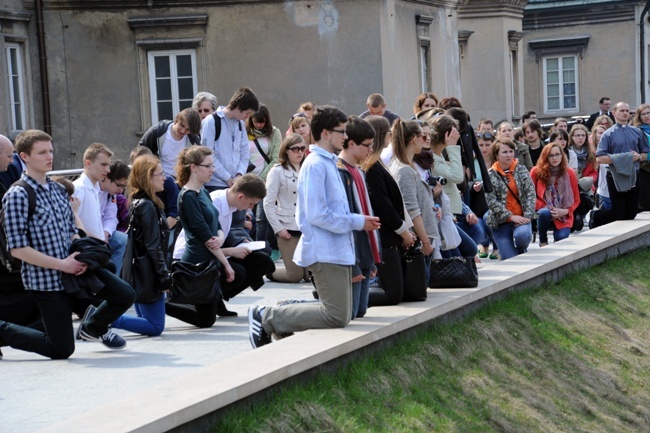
left=36, top=215, right=650, bottom=433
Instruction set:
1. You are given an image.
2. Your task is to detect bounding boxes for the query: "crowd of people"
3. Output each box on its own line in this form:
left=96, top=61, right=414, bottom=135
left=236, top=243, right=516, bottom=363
left=0, top=89, right=647, bottom=359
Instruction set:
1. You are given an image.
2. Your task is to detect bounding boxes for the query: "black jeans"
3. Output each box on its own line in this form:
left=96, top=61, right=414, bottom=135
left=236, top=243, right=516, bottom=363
left=221, top=251, right=275, bottom=300
left=0, top=268, right=134, bottom=359
left=368, top=246, right=404, bottom=306
left=591, top=172, right=640, bottom=228
left=165, top=301, right=218, bottom=328
left=255, top=200, right=278, bottom=251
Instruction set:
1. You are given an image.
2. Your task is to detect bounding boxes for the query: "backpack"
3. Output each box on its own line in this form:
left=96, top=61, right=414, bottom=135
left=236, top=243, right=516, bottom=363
left=0, top=180, right=36, bottom=273
left=211, top=112, right=242, bottom=143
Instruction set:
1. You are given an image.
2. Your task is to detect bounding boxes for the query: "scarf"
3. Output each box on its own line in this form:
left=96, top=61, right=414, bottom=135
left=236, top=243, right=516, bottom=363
left=573, top=147, right=587, bottom=175
left=248, top=128, right=267, bottom=140
left=543, top=166, right=574, bottom=222
left=413, top=149, right=434, bottom=170
left=639, top=124, right=650, bottom=137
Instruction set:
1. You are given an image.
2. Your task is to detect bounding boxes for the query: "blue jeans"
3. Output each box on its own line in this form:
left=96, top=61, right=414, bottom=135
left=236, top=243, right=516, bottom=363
left=352, top=268, right=371, bottom=320
left=456, top=219, right=487, bottom=250
left=536, top=208, right=571, bottom=244
left=112, top=293, right=166, bottom=336
left=109, top=230, right=128, bottom=276
left=491, top=222, right=532, bottom=260
left=441, top=224, right=478, bottom=258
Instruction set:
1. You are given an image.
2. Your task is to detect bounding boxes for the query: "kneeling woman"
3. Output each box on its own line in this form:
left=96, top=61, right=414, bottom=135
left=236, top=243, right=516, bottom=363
left=530, top=143, right=579, bottom=246
left=486, top=138, right=536, bottom=260
left=112, top=155, right=170, bottom=336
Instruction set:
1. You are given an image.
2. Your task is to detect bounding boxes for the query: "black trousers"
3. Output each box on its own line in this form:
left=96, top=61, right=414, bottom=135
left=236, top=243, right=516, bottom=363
left=221, top=251, right=275, bottom=300
left=0, top=267, right=135, bottom=359
left=368, top=246, right=404, bottom=307
left=591, top=172, right=640, bottom=228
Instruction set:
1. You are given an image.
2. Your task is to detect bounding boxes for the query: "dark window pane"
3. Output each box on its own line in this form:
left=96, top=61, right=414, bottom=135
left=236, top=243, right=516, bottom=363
left=154, top=56, right=170, bottom=78
left=563, top=83, right=575, bottom=96
left=179, top=100, right=192, bottom=111
left=12, top=77, right=20, bottom=102
left=156, top=79, right=172, bottom=100
left=14, top=105, right=22, bottom=130
left=178, top=78, right=194, bottom=100
left=9, top=49, right=18, bottom=74
left=176, top=55, right=192, bottom=77
left=564, top=96, right=576, bottom=109
left=157, top=102, right=173, bottom=121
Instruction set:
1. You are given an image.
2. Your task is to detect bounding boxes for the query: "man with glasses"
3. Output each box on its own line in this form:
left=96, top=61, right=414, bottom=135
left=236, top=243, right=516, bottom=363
left=99, top=160, right=130, bottom=276
left=248, top=106, right=381, bottom=348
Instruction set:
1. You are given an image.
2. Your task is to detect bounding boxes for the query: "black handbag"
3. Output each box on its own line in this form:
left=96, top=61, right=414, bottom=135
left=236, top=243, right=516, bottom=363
left=401, top=245, right=428, bottom=302
left=169, top=260, right=221, bottom=304
left=121, top=201, right=160, bottom=304
left=428, top=256, right=478, bottom=289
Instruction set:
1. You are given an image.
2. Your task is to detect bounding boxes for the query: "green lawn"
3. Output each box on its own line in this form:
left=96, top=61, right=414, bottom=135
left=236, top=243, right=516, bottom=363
left=214, top=249, right=650, bottom=433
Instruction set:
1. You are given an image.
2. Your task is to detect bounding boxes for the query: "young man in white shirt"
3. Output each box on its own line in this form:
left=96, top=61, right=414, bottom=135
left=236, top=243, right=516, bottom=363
left=201, top=87, right=259, bottom=191
left=248, top=106, right=380, bottom=348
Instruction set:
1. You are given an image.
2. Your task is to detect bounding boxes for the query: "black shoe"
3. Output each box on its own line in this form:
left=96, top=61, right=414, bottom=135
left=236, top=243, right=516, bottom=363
left=216, top=299, right=237, bottom=317
left=0, top=348, right=3, bottom=360
left=573, top=214, right=584, bottom=232
left=75, top=304, right=97, bottom=340
left=312, top=289, right=319, bottom=300
left=588, top=210, right=596, bottom=229
left=248, top=305, right=271, bottom=349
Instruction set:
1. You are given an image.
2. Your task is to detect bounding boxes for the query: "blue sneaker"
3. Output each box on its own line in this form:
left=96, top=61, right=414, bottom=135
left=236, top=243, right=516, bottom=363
left=79, top=326, right=127, bottom=350
left=270, top=249, right=281, bottom=262
left=248, top=305, right=271, bottom=349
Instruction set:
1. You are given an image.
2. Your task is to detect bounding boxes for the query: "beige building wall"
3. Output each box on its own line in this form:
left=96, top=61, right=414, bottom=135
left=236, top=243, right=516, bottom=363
left=458, top=0, right=527, bottom=126
left=0, top=0, right=465, bottom=169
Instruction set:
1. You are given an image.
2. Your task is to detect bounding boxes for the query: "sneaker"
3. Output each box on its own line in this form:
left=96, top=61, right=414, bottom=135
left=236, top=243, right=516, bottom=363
left=79, top=325, right=127, bottom=350
left=270, top=249, right=282, bottom=262
left=0, top=348, right=3, bottom=360
left=75, top=304, right=97, bottom=340
left=248, top=305, right=271, bottom=349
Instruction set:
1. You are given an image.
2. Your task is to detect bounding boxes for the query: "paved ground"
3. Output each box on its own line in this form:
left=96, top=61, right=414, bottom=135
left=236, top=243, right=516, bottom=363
left=1, top=240, right=542, bottom=433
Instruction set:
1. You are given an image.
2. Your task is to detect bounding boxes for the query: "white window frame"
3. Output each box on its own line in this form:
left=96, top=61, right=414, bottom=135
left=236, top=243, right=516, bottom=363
left=6, top=43, right=26, bottom=133
left=543, top=55, right=579, bottom=113
left=147, top=49, right=197, bottom=124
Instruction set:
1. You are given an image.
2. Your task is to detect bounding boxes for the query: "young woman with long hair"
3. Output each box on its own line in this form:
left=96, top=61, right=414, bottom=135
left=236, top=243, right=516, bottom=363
left=111, top=155, right=170, bottom=336
left=568, top=124, right=598, bottom=230
left=412, top=92, right=439, bottom=116
left=164, top=146, right=235, bottom=328
left=263, top=134, right=309, bottom=283
left=530, top=143, right=580, bottom=246
left=362, top=116, right=416, bottom=306
left=549, top=129, right=576, bottom=172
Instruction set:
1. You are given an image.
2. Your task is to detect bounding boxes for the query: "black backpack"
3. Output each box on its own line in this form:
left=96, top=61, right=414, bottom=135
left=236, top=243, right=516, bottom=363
left=0, top=180, right=36, bottom=273
left=211, top=112, right=242, bottom=142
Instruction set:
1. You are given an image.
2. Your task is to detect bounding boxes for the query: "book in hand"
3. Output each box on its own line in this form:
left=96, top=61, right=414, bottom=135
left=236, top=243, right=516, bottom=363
left=239, top=241, right=266, bottom=251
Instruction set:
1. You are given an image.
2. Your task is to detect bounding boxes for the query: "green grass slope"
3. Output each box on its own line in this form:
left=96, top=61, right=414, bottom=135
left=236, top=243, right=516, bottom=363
left=215, top=249, right=650, bottom=433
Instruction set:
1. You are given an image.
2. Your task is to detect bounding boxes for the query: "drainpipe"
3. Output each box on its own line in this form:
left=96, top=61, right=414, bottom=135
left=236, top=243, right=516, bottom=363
left=640, top=0, right=650, bottom=104
left=35, top=0, right=51, bottom=135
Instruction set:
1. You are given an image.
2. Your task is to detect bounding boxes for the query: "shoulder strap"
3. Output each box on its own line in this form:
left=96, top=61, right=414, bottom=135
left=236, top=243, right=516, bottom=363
left=212, top=113, right=222, bottom=142
left=14, top=180, right=36, bottom=220
left=495, top=171, right=522, bottom=207
left=253, top=139, right=271, bottom=164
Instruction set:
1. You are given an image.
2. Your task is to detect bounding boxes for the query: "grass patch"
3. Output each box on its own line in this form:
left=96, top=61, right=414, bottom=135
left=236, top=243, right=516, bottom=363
left=214, top=249, right=650, bottom=433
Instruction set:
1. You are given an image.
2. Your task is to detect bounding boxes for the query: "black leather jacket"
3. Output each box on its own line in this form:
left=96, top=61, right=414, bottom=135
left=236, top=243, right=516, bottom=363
left=130, top=195, right=171, bottom=291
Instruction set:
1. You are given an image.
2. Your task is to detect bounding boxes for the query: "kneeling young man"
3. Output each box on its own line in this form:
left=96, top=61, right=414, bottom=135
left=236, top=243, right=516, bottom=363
left=248, top=106, right=380, bottom=348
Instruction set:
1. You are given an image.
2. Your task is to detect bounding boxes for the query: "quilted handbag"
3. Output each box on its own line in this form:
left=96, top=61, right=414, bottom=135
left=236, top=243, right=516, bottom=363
left=428, top=256, right=478, bottom=289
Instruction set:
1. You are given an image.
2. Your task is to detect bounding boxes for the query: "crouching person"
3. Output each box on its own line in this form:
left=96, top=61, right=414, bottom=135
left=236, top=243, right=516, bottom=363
left=0, top=130, right=134, bottom=360
left=247, top=106, right=380, bottom=348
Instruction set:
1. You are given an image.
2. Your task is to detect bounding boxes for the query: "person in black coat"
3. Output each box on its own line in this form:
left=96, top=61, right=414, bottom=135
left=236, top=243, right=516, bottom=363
left=362, top=116, right=416, bottom=306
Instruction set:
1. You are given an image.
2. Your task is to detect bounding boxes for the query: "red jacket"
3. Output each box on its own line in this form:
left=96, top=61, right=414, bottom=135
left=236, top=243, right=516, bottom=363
left=530, top=167, right=580, bottom=230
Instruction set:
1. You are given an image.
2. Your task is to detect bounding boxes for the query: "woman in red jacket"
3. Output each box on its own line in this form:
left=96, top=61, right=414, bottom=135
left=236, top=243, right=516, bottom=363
left=530, top=143, right=580, bottom=247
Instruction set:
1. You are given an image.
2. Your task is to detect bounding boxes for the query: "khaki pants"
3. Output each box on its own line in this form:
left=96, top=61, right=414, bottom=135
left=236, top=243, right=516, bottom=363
left=272, top=235, right=310, bottom=283
left=262, top=262, right=352, bottom=335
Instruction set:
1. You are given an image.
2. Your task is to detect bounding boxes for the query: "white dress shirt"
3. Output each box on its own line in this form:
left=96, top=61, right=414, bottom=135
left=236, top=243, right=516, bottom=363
left=73, top=173, right=104, bottom=239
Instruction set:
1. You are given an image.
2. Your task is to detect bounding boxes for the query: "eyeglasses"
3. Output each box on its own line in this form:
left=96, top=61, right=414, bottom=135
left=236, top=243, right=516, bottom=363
left=198, top=163, right=215, bottom=168
left=113, top=180, right=127, bottom=188
left=197, top=109, right=213, bottom=114
left=476, top=133, right=495, bottom=140
left=153, top=171, right=166, bottom=178
left=328, top=129, right=347, bottom=135
left=548, top=153, right=563, bottom=159
left=289, top=146, right=307, bottom=153
left=357, top=141, right=374, bottom=148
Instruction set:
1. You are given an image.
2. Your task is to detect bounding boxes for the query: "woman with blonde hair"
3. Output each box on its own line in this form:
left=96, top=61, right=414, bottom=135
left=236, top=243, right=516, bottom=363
left=264, top=134, right=309, bottom=283
left=165, top=146, right=235, bottom=328
left=112, top=155, right=170, bottom=336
